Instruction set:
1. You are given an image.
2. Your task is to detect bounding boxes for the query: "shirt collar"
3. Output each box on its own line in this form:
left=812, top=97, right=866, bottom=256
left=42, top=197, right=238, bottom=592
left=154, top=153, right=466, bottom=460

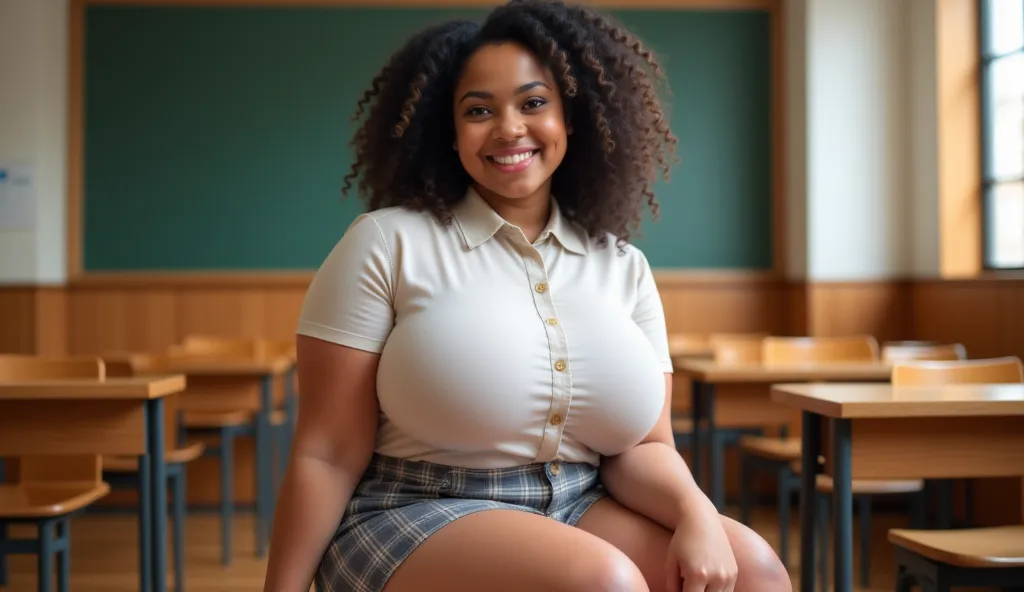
left=452, top=187, right=588, bottom=255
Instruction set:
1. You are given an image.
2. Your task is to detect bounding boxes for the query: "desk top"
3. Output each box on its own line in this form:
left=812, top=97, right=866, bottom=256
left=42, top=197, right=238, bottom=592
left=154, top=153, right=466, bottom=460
left=0, top=374, right=187, bottom=400
left=770, top=383, right=1024, bottom=418
left=674, top=359, right=892, bottom=383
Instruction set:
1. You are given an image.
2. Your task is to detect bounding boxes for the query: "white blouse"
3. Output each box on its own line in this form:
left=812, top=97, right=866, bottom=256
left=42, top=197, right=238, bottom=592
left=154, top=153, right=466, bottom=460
left=296, top=188, right=673, bottom=469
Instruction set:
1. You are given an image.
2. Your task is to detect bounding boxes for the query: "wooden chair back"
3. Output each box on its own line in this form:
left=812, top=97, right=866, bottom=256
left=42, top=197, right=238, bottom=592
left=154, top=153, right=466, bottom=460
left=711, top=336, right=764, bottom=365
left=180, top=335, right=295, bottom=359
left=891, top=356, right=1024, bottom=386
left=762, top=335, right=879, bottom=365
left=0, top=355, right=105, bottom=381
left=668, top=333, right=708, bottom=353
left=882, top=342, right=967, bottom=363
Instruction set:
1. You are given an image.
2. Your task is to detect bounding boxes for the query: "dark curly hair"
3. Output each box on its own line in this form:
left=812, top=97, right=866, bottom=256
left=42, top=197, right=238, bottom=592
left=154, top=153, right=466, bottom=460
left=341, top=0, right=678, bottom=247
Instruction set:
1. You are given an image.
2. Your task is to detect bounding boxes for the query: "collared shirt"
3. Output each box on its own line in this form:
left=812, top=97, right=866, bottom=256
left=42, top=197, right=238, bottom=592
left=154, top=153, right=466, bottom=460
left=296, top=188, right=673, bottom=469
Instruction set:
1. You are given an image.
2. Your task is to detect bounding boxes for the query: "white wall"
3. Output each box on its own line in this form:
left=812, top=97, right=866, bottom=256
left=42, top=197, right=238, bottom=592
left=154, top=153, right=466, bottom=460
left=907, top=0, right=941, bottom=278
left=803, top=0, right=911, bottom=281
left=0, top=0, right=68, bottom=285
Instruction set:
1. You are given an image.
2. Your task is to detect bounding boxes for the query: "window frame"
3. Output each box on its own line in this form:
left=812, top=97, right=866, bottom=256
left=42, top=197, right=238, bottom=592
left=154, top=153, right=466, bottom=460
left=980, top=0, right=1024, bottom=271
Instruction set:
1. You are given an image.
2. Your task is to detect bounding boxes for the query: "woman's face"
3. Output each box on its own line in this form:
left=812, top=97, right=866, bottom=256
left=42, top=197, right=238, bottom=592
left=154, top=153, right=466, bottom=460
left=453, top=42, right=569, bottom=203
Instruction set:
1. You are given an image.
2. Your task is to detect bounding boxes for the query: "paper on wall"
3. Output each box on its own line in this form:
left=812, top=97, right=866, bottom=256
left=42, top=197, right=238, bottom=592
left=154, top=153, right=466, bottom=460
left=0, top=163, right=36, bottom=230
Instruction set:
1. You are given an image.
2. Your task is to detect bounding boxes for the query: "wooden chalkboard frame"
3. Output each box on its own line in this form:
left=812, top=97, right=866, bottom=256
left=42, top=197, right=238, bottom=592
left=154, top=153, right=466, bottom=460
left=65, top=0, right=785, bottom=286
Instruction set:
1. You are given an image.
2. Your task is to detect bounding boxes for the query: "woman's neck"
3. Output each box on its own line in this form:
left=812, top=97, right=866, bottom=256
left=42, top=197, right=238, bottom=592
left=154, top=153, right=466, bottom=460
left=474, top=183, right=552, bottom=243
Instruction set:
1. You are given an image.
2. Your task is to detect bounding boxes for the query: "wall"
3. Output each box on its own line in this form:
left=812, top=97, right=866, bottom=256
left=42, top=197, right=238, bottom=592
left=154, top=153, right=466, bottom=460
left=0, top=0, right=68, bottom=285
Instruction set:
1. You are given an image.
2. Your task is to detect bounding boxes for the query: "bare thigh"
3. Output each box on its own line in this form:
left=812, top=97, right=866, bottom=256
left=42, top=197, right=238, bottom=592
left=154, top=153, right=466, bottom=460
left=383, top=508, right=650, bottom=592
left=575, top=498, right=791, bottom=592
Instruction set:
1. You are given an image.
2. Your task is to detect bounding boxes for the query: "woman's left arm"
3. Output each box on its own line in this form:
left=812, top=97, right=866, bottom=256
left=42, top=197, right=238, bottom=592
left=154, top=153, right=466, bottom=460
left=600, top=373, right=739, bottom=592
left=599, top=373, right=714, bottom=529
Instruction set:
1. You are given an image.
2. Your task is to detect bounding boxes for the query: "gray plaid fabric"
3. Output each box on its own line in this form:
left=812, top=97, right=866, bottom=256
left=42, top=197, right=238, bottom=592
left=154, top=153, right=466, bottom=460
left=313, top=453, right=606, bottom=592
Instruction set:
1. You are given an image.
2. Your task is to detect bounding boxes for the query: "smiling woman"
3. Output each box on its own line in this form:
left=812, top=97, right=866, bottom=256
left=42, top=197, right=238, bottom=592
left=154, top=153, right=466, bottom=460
left=263, top=2, right=790, bottom=592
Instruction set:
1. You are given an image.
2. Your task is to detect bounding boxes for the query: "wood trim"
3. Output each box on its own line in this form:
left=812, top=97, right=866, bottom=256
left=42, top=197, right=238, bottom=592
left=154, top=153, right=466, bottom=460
left=84, top=0, right=777, bottom=8
left=66, top=0, right=784, bottom=280
left=936, top=0, right=982, bottom=278
left=67, top=0, right=85, bottom=280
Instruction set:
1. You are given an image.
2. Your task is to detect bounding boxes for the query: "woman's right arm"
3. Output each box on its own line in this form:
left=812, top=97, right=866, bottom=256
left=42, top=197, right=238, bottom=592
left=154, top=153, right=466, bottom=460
left=262, top=334, right=382, bottom=591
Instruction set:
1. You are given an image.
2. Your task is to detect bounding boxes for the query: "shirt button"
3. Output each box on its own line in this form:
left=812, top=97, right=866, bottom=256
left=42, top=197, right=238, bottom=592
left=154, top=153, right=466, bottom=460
left=554, top=360, right=567, bottom=372
left=550, top=461, right=562, bottom=476
left=546, top=318, right=559, bottom=326
left=550, top=413, right=563, bottom=425
left=535, top=282, right=548, bottom=294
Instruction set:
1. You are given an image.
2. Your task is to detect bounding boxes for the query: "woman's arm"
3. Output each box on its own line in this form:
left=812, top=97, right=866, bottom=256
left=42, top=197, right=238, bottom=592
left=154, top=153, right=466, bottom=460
left=262, top=335, right=382, bottom=592
left=599, top=373, right=716, bottom=530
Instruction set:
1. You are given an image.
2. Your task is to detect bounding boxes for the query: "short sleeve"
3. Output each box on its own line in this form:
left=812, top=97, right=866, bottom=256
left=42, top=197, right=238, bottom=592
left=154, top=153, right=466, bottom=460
left=296, top=213, right=395, bottom=353
left=632, top=250, right=674, bottom=374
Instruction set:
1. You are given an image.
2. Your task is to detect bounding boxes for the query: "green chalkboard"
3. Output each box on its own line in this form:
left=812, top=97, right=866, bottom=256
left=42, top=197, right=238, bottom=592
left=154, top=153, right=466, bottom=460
left=83, top=6, right=771, bottom=271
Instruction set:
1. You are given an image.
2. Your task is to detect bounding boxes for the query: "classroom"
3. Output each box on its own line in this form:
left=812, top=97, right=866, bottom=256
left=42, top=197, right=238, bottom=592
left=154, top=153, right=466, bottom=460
left=0, top=0, right=1022, bottom=590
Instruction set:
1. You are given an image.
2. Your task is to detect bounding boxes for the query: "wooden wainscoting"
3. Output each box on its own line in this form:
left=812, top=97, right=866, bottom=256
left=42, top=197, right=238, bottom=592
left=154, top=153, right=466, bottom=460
left=0, top=286, right=67, bottom=356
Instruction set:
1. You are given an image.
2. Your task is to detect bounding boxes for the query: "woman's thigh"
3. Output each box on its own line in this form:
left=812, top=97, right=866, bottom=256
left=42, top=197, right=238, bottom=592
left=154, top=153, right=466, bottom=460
left=383, top=508, right=649, bottom=592
left=574, top=498, right=791, bottom=592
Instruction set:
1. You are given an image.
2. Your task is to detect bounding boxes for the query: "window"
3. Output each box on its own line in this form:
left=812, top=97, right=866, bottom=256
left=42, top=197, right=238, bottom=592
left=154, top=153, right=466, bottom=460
left=981, top=0, right=1024, bottom=269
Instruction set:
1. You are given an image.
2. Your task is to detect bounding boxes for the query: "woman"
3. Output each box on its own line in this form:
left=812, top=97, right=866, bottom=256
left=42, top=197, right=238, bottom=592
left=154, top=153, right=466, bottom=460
left=263, top=2, right=791, bottom=591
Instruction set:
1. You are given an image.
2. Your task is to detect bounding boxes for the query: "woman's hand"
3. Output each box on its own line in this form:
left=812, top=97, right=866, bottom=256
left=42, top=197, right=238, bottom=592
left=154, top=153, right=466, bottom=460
left=665, top=503, right=738, bottom=592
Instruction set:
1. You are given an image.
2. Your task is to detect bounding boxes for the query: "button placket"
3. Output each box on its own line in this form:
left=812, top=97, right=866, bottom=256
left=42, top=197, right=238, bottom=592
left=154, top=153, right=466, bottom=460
left=515, top=247, right=571, bottom=464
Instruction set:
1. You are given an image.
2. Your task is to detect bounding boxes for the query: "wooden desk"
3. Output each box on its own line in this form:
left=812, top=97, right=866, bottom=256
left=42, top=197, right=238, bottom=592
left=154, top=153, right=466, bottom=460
left=673, top=360, right=892, bottom=510
left=0, top=375, right=186, bottom=592
left=771, top=383, right=1024, bottom=592
left=158, top=355, right=295, bottom=558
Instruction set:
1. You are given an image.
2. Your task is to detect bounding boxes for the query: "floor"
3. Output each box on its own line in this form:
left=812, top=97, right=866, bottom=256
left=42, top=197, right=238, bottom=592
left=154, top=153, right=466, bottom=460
left=0, top=505, right=940, bottom=592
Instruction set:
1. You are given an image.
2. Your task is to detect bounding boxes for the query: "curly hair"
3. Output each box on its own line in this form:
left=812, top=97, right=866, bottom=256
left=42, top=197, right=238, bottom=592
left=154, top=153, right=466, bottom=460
left=342, top=0, right=678, bottom=247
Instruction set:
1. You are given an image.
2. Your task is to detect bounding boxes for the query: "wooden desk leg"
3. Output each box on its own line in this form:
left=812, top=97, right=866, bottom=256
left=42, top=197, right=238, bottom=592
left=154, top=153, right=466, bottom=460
left=831, top=418, right=853, bottom=592
left=147, top=397, right=168, bottom=592
left=799, top=411, right=821, bottom=592
left=690, top=378, right=702, bottom=492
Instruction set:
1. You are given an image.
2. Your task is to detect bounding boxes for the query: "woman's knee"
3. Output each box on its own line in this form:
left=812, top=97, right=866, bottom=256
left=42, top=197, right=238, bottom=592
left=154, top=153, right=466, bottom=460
left=721, top=516, right=791, bottom=592
left=568, top=545, right=650, bottom=592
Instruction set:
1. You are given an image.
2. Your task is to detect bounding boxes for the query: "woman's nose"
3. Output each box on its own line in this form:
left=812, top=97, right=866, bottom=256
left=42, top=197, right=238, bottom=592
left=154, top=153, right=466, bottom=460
left=493, top=113, right=526, bottom=140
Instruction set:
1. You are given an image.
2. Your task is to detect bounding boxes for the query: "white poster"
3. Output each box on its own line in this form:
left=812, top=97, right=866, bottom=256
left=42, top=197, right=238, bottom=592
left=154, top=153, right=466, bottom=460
left=0, top=163, right=36, bottom=230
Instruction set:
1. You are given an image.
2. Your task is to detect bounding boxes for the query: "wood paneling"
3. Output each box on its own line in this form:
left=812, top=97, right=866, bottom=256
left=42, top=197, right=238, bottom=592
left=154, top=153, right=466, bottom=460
left=0, top=286, right=68, bottom=356
left=805, top=281, right=910, bottom=342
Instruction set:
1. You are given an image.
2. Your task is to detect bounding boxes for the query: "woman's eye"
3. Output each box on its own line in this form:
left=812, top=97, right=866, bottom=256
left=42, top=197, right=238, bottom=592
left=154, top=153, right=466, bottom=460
left=466, top=106, right=490, bottom=117
left=524, top=98, right=546, bottom=110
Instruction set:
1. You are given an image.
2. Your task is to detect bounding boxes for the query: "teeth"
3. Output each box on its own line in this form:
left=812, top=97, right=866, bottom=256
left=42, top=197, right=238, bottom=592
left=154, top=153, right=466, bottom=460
left=492, top=151, right=534, bottom=165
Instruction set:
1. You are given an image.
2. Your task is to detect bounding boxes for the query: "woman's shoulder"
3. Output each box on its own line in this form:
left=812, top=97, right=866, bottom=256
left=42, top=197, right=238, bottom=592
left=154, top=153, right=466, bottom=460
left=345, top=205, right=448, bottom=240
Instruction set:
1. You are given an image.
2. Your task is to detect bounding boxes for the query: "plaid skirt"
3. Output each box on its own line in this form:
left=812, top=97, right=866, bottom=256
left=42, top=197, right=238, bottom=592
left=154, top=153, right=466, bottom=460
left=313, top=453, right=607, bottom=592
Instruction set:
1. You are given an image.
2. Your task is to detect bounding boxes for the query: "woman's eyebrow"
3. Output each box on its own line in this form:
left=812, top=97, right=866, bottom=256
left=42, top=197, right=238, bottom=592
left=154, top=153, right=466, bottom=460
left=457, top=81, right=551, bottom=104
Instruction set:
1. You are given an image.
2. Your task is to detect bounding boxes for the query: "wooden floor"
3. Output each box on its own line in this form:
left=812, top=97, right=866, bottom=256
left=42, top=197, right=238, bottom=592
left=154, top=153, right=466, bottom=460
left=0, top=506, right=968, bottom=591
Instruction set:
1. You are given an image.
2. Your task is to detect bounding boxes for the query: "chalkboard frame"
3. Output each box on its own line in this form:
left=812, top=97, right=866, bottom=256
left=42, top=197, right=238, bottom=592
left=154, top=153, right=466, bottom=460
left=65, top=0, right=784, bottom=284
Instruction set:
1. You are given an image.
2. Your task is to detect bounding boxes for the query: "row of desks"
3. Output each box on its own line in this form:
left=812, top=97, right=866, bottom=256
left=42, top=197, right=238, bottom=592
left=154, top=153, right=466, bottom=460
left=673, top=356, right=1024, bottom=592
left=0, top=354, right=296, bottom=592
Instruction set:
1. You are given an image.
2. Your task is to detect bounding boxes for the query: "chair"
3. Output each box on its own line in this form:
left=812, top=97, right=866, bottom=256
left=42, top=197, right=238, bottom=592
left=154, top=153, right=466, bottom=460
left=101, top=356, right=203, bottom=591
left=888, top=356, right=1024, bottom=592
left=169, top=338, right=294, bottom=565
left=737, top=335, right=927, bottom=584
left=672, top=335, right=766, bottom=457
left=0, top=355, right=112, bottom=592
left=882, top=342, right=967, bottom=363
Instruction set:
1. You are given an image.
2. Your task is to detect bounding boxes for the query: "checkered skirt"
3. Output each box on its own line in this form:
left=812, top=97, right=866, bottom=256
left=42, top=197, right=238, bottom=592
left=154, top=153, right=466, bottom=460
left=313, top=453, right=606, bottom=592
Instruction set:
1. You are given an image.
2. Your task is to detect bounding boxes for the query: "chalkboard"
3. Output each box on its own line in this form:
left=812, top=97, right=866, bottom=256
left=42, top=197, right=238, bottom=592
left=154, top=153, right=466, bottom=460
left=83, top=6, right=771, bottom=271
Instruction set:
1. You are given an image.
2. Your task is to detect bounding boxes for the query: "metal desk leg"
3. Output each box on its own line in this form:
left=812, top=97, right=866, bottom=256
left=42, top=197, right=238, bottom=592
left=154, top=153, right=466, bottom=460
left=690, top=379, right=703, bottom=489
left=799, top=411, right=821, bottom=592
left=147, top=397, right=168, bottom=592
left=831, top=418, right=853, bottom=592
left=255, top=375, right=273, bottom=558
left=704, top=382, right=723, bottom=511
